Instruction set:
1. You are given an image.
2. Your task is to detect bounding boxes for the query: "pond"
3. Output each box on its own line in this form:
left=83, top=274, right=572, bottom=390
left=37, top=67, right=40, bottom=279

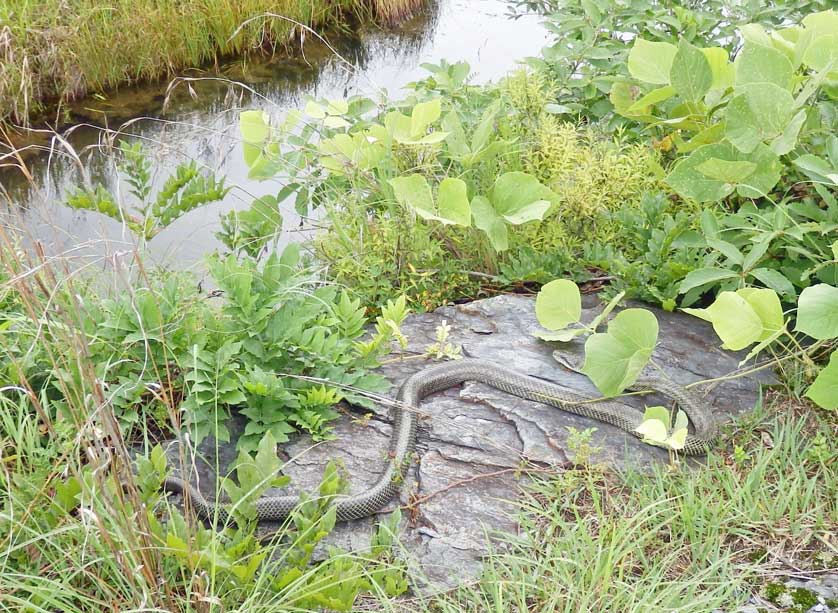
left=0, top=0, right=547, bottom=269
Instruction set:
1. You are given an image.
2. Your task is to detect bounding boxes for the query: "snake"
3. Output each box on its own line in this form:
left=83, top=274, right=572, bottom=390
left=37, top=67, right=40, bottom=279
left=162, top=358, right=716, bottom=524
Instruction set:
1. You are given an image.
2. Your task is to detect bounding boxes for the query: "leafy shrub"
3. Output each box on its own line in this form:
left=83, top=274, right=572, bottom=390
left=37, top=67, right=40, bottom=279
left=238, top=66, right=663, bottom=311
left=612, top=10, right=837, bottom=204
left=517, top=0, right=831, bottom=127
left=0, top=238, right=407, bottom=452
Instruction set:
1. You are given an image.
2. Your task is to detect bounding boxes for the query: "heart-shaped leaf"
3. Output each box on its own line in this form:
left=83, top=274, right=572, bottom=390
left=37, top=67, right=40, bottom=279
left=535, top=279, right=582, bottom=331
left=582, top=309, right=659, bottom=397
left=795, top=284, right=838, bottom=340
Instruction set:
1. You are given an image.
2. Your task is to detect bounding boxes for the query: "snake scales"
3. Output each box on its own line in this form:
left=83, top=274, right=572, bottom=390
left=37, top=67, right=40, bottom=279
left=162, top=359, right=716, bottom=524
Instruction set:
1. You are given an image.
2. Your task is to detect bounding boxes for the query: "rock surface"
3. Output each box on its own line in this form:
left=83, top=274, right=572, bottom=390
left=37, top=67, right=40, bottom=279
left=164, top=294, right=775, bottom=587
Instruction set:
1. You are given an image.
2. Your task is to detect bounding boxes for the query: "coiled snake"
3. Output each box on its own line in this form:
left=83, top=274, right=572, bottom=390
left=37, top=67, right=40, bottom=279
left=163, top=359, right=716, bottom=524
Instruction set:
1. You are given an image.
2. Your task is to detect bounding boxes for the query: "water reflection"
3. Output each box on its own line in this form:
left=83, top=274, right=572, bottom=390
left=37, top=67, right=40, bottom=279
left=0, top=0, right=547, bottom=269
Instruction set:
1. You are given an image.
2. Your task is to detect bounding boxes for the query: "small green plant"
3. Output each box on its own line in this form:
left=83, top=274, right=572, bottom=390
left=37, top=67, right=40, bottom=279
left=66, top=142, right=230, bottom=240
left=684, top=282, right=838, bottom=409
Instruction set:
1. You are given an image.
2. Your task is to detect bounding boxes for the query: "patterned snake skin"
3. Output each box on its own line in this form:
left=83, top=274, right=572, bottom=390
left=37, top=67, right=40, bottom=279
left=162, top=359, right=716, bottom=523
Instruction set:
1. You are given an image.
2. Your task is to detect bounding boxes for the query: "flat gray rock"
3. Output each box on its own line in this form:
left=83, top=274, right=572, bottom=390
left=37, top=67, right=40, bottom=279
left=161, top=293, right=773, bottom=588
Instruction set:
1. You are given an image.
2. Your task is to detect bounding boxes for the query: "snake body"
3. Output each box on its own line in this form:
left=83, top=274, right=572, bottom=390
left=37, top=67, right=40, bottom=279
left=163, top=359, right=716, bottom=524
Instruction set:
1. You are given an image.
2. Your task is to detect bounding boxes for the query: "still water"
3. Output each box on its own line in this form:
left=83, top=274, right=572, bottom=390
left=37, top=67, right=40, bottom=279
left=0, top=0, right=547, bottom=268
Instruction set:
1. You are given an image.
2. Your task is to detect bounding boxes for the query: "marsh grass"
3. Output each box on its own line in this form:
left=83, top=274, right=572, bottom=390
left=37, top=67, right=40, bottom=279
left=0, top=0, right=422, bottom=126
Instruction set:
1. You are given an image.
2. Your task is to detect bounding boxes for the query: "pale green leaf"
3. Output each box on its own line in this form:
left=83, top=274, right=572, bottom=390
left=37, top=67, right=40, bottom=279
left=666, top=142, right=781, bottom=202
left=737, top=287, right=785, bottom=340
left=240, top=110, right=269, bottom=144
left=795, top=284, right=838, bottom=340
left=490, top=172, right=557, bottom=224
left=627, top=85, right=677, bottom=112
left=696, top=159, right=757, bottom=183
left=683, top=291, right=763, bottom=350
left=582, top=309, right=659, bottom=397
left=535, top=279, right=582, bottom=331
left=735, top=43, right=795, bottom=90
left=805, top=350, right=838, bottom=409
left=534, top=327, right=588, bottom=342
left=725, top=84, right=795, bottom=153
left=771, top=109, right=808, bottom=155
left=471, top=195, right=508, bottom=252
left=628, top=39, right=678, bottom=84
left=389, top=174, right=434, bottom=219
left=436, top=178, right=471, bottom=226
left=701, top=47, right=734, bottom=90
left=670, top=39, right=713, bottom=102
left=636, top=419, right=668, bottom=444
left=411, top=99, right=442, bottom=136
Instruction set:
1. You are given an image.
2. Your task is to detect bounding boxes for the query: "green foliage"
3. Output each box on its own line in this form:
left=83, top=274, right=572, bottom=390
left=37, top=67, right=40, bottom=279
left=533, top=280, right=662, bottom=399
left=518, top=0, right=829, bottom=126
left=66, top=142, right=230, bottom=240
left=0, top=400, right=407, bottom=610
left=614, top=11, right=837, bottom=204
left=684, top=282, right=838, bottom=410
left=217, top=191, right=285, bottom=258
left=0, top=241, right=405, bottom=451
left=238, top=63, right=661, bottom=312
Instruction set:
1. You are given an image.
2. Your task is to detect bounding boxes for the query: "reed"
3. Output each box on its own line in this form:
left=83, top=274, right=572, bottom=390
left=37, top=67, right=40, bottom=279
left=0, top=0, right=423, bottom=126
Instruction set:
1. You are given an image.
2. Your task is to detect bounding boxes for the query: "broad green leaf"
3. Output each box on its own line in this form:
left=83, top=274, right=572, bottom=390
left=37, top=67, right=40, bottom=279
left=411, top=99, right=442, bottom=136
left=735, top=43, right=794, bottom=90
left=436, top=178, right=471, bottom=226
left=642, top=405, right=671, bottom=427
left=385, top=111, right=413, bottom=142
left=535, top=279, right=582, bottom=331
left=678, top=267, right=740, bottom=294
left=389, top=174, right=434, bottom=219
left=802, top=34, right=838, bottom=72
left=304, top=100, right=327, bottom=119
left=670, top=39, right=713, bottom=102
left=750, top=267, right=796, bottom=299
left=737, top=287, right=785, bottom=340
left=582, top=309, right=659, bottom=397
left=471, top=195, right=508, bottom=251
left=442, top=111, right=469, bottom=157
left=627, top=85, right=676, bottom=112
left=725, top=84, right=795, bottom=153
left=636, top=417, right=668, bottom=445
left=389, top=175, right=469, bottom=226
left=740, top=24, right=772, bottom=48
left=795, top=284, right=838, bottom=339
left=701, top=47, right=734, bottom=91
left=696, top=159, right=756, bottom=183
left=240, top=110, right=269, bottom=144
left=490, top=172, right=556, bottom=224
left=805, top=350, right=838, bottom=410
left=323, top=115, right=351, bottom=129
left=683, top=291, right=763, bottom=350
left=792, top=154, right=838, bottom=186
left=771, top=109, right=807, bottom=156
left=666, top=142, right=781, bottom=202
left=628, top=39, right=678, bottom=84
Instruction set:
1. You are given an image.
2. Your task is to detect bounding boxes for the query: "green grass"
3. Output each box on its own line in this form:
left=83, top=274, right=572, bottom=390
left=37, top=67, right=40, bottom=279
left=0, top=0, right=420, bottom=125
left=432, top=400, right=837, bottom=612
